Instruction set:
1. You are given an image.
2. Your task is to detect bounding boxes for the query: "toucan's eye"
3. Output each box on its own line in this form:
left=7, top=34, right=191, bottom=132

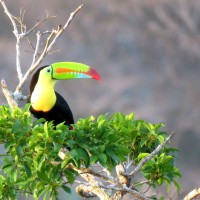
left=47, top=68, right=51, bottom=73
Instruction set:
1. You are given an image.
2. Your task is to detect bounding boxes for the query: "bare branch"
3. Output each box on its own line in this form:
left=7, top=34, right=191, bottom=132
left=116, top=164, right=130, bottom=185
left=0, top=0, right=23, bottom=82
left=46, top=4, right=83, bottom=53
left=1, top=79, right=18, bottom=109
left=15, top=30, right=55, bottom=94
left=1, top=0, right=83, bottom=104
left=65, top=164, right=150, bottom=200
left=15, top=37, right=22, bottom=81
left=70, top=165, right=110, bottom=200
left=76, top=185, right=98, bottom=198
left=184, top=187, right=200, bottom=200
left=31, top=31, right=42, bottom=66
left=132, top=181, right=151, bottom=187
left=23, top=12, right=56, bottom=36
left=12, top=8, right=26, bottom=33
left=98, top=183, right=151, bottom=200
left=15, top=4, right=83, bottom=95
left=26, top=37, right=35, bottom=53
left=129, top=132, right=175, bottom=178
left=0, top=0, right=19, bottom=35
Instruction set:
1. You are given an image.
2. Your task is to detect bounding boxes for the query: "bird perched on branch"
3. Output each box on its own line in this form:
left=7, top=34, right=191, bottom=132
left=27, top=62, right=101, bottom=126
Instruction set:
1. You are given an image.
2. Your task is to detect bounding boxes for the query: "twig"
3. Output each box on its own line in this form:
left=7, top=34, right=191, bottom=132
left=184, top=188, right=200, bottom=200
left=13, top=8, right=26, bottom=33
left=23, top=12, right=56, bottom=36
left=71, top=166, right=110, bottom=200
left=1, top=1, right=83, bottom=104
left=15, top=30, right=55, bottom=94
left=129, top=132, right=175, bottom=178
left=15, top=4, right=83, bottom=94
left=26, top=36, right=35, bottom=52
left=126, top=155, right=134, bottom=170
left=0, top=0, right=19, bottom=35
left=1, top=79, right=18, bottom=109
left=98, top=183, right=151, bottom=200
left=132, top=181, right=150, bottom=187
left=142, top=185, right=151, bottom=195
left=46, top=4, right=83, bottom=53
left=31, top=31, right=42, bottom=66
left=0, top=0, right=23, bottom=81
left=66, top=164, right=150, bottom=200
left=76, top=185, right=97, bottom=198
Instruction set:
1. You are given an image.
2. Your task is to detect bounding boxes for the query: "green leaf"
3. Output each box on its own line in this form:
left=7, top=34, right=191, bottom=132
left=37, top=170, right=48, bottom=181
left=67, top=140, right=76, bottom=148
left=4, top=142, right=13, bottom=151
left=106, top=148, right=119, bottom=164
left=38, top=155, right=46, bottom=171
left=23, top=103, right=31, bottom=112
left=98, top=145, right=105, bottom=152
left=126, top=113, right=134, bottom=120
left=70, top=148, right=89, bottom=167
left=44, top=122, right=49, bottom=138
left=12, top=120, right=21, bottom=134
left=16, top=145, right=23, bottom=157
left=34, top=118, right=46, bottom=126
left=61, top=155, right=71, bottom=169
left=173, top=179, right=181, bottom=191
left=90, top=155, right=99, bottom=164
left=138, top=153, right=150, bottom=161
left=24, top=163, right=32, bottom=178
left=98, top=119, right=106, bottom=128
left=140, top=136, right=148, bottom=147
left=157, top=135, right=164, bottom=144
left=99, top=153, right=107, bottom=166
left=157, top=178, right=163, bottom=186
left=62, top=185, right=71, bottom=193
left=13, top=169, right=18, bottom=182
left=64, top=168, right=76, bottom=184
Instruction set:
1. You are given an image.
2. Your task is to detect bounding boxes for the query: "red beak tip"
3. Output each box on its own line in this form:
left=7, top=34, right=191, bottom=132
left=95, top=75, right=102, bottom=81
left=89, top=67, right=101, bottom=81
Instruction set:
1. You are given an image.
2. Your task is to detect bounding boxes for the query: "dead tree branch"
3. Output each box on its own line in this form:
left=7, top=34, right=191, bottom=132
left=0, top=0, right=83, bottom=106
left=184, top=188, right=200, bottom=200
left=1, top=79, right=18, bottom=109
left=0, top=0, right=23, bottom=81
left=70, top=164, right=151, bottom=200
left=15, top=4, right=83, bottom=94
left=58, top=132, right=175, bottom=199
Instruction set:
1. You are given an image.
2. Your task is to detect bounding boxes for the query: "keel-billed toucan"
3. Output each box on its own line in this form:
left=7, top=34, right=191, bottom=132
left=27, top=62, right=101, bottom=126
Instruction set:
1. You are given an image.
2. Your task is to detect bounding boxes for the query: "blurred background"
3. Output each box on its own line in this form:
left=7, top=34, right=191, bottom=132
left=0, top=0, right=200, bottom=199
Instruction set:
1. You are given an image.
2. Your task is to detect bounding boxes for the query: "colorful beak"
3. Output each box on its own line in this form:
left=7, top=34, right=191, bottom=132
left=51, top=62, right=101, bottom=81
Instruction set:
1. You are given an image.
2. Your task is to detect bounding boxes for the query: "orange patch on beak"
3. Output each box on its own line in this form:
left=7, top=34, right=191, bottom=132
left=55, top=68, right=76, bottom=74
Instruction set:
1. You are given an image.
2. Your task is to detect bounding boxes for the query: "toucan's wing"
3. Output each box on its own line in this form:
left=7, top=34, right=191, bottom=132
left=51, top=92, right=74, bottom=126
left=28, top=92, right=74, bottom=126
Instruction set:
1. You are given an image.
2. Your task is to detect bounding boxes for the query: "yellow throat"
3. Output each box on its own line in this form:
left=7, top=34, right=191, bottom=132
left=30, top=69, right=57, bottom=112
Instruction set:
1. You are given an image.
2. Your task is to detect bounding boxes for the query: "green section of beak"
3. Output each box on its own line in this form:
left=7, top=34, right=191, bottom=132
left=51, top=62, right=101, bottom=80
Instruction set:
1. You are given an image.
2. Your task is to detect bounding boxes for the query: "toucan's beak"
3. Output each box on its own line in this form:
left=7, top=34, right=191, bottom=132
left=51, top=62, right=101, bottom=81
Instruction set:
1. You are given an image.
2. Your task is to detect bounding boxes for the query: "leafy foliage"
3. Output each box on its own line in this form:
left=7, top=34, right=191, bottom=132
left=0, top=104, right=181, bottom=199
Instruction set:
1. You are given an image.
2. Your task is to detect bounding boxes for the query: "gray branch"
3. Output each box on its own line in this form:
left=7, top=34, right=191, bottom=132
left=129, top=132, right=175, bottom=178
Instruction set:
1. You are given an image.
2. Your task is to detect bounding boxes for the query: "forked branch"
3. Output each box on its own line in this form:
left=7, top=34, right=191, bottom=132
left=0, top=0, right=83, bottom=105
left=59, top=132, right=175, bottom=200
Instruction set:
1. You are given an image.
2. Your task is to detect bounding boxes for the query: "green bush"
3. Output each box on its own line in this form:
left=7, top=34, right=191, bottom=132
left=0, top=104, right=181, bottom=199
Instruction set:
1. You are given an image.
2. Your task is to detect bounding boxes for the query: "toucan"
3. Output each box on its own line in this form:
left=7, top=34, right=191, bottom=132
left=27, top=62, right=101, bottom=126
